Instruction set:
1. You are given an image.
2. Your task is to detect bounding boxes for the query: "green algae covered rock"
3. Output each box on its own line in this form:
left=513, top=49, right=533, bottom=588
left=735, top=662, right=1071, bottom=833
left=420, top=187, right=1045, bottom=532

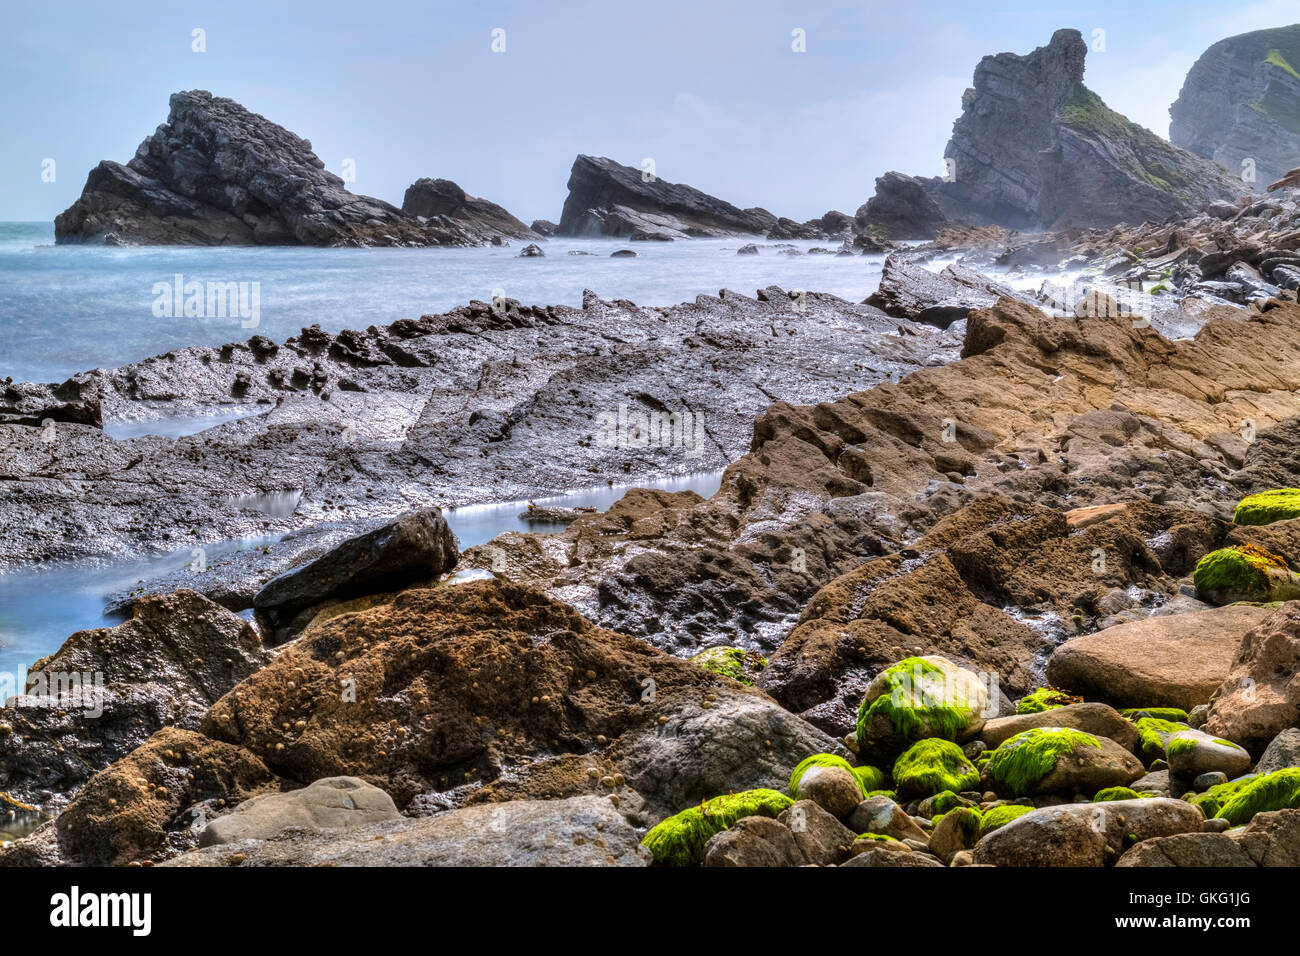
left=1190, top=768, right=1300, bottom=826
left=1094, top=786, right=1154, bottom=801
left=984, top=727, right=1142, bottom=796
left=641, top=789, right=793, bottom=866
left=1134, top=717, right=1191, bottom=761
left=1016, top=687, right=1083, bottom=714
left=787, top=753, right=886, bottom=800
left=892, top=739, right=980, bottom=797
left=1233, top=489, right=1300, bottom=526
left=855, top=656, right=990, bottom=759
left=978, top=804, right=1033, bottom=836
left=1120, top=707, right=1189, bottom=723
left=1193, top=545, right=1300, bottom=605
left=689, top=646, right=768, bottom=686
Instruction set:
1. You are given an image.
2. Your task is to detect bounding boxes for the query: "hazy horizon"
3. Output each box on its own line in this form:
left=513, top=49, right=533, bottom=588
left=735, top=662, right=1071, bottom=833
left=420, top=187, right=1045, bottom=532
left=3, top=0, right=1297, bottom=224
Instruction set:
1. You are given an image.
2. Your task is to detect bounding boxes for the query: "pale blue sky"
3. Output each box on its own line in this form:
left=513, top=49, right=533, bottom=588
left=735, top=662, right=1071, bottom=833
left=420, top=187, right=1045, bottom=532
left=3, top=0, right=1297, bottom=223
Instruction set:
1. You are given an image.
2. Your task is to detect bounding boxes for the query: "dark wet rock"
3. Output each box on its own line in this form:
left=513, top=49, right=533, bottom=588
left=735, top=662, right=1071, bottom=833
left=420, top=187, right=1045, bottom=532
left=855, top=171, right=950, bottom=240
left=529, top=219, right=558, bottom=237
left=519, top=242, right=545, bottom=257
left=0, top=288, right=952, bottom=570
left=1170, top=25, right=1300, bottom=190
left=866, top=253, right=1030, bottom=327
left=556, top=155, right=771, bottom=238
left=55, top=91, right=481, bottom=247
left=252, top=509, right=458, bottom=643
left=401, top=178, right=540, bottom=242
left=0, top=590, right=265, bottom=812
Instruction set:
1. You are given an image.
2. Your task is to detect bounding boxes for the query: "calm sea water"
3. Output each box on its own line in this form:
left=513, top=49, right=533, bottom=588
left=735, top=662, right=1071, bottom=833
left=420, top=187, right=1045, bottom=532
left=0, top=222, right=885, bottom=384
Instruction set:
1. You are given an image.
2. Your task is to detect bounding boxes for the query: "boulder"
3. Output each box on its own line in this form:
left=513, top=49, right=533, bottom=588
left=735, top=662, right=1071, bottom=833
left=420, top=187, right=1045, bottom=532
left=198, top=776, right=399, bottom=846
left=973, top=798, right=1204, bottom=866
left=1117, top=809, right=1300, bottom=867
left=252, top=508, right=458, bottom=642
left=790, top=765, right=862, bottom=819
left=846, top=796, right=928, bottom=843
left=166, top=795, right=647, bottom=866
left=1046, top=604, right=1274, bottom=710
left=1256, top=728, right=1300, bottom=775
left=984, top=728, right=1144, bottom=796
left=0, top=589, right=266, bottom=810
left=1165, top=730, right=1252, bottom=779
left=865, top=255, right=1026, bottom=328
left=854, top=656, right=990, bottom=761
left=980, top=703, right=1139, bottom=752
left=1206, top=604, right=1300, bottom=751
left=779, top=800, right=856, bottom=865
left=702, top=815, right=804, bottom=867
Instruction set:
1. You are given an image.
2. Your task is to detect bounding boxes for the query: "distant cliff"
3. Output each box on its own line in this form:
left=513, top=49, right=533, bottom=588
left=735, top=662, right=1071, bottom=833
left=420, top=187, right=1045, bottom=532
left=1170, top=24, right=1300, bottom=189
left=857, top=29, right=1249, bottom=238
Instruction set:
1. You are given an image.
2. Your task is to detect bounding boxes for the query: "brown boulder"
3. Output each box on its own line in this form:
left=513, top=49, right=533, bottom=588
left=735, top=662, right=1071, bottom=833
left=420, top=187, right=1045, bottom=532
left=1046, top=604, right=1274, bottom=710
left=1206, top=603, right=1300, bottom=751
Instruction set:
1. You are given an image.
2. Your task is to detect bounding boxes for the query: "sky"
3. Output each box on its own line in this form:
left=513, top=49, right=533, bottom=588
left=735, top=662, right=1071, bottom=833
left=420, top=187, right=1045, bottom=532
left=3, top=0, right=1298, bottom=224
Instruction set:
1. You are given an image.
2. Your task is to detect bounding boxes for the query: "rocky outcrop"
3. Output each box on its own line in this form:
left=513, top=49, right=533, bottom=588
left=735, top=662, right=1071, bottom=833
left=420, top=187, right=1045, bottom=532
left=400, top=178, right=540, bottom=242
left=54, top=91, right=515, bottom=247
left=1206, top=603, right=1300, bottom=752
left=0, top=590, right=266, bottom=811
left=1170, top=25, right=1300, bottom=190
left=19, top=579, right=841, bottom=865
left=865, top=253, right=1030, bottom=327
left=252, top=509, right=459, bottom=643
left=871, top=30, right=1248, bottom=232
left=855, top=172, right=950, bottom=240
left=0, top=288, right=952, bottom=571
left=556, top=155, right=771, bottom=239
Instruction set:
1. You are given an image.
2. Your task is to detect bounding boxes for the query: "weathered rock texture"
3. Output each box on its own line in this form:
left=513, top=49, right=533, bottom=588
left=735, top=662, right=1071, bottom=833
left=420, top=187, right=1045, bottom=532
left=1170, top=25, right=1300, bottom=190
left=0, top=590, right=266, bottom=811
left=54, top=91, right=521, bottom=247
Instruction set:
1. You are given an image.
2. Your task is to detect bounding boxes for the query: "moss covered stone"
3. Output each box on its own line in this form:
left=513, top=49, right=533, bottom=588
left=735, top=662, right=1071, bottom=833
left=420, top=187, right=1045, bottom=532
left=1233, top=489, right=1300, bottom=526
left=1193, top=545, right=1300, bottom=605
left=788, top=753, right=885, bottom=799
left=1206, top=769, right=1300, bottom=826
left=689, top=646, right=767, bottom=685
left=892, top=739, right=981, bottom=797
left=978, top=804, right=1033, bottom=836
left=1093, top=786, right=1150, bottom=802
left=856, top=656, right=988, bottom=755
left=1134, top=717, right=1190, bottom=761
left=924, top=790, right=964, bottom=817
left=640, top=789, right=793, bottom=866
left=984, top=728, right=1102, bottom=796
left=1120, top=707, right=1189, bottom=723
left=1016, top=687, right=1083, bottom=714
